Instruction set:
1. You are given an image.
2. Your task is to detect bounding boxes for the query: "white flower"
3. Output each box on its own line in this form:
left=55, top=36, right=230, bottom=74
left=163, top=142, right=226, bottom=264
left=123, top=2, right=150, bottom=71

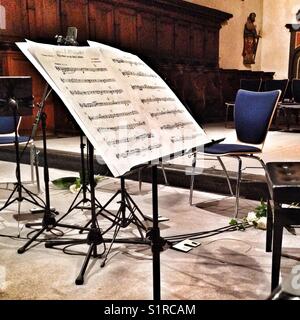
left=246, top=211, right=257, bottom=225
left=69, top=184, right=81, bottom=194
left=256, top=217, right=267, bottom=230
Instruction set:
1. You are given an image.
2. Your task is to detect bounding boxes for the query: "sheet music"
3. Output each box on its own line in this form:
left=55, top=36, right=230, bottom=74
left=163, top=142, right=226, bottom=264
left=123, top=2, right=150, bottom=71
left=17, top=40, right=209, bottom=177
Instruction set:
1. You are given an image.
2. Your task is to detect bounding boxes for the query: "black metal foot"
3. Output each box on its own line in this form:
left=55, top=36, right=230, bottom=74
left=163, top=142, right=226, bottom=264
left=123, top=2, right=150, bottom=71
left=17, top=247, right=26, bottom=254
left=75, top=276, right=84, bottom=285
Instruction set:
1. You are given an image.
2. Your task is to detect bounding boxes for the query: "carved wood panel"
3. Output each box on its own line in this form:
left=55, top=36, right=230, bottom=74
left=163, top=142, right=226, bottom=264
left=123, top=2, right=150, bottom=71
left=205, top=28, right=219, bottom=66
left=157, top=17, right=174, bottom=57
left=60, top=0, right=89, bottom=43
left=115, top=8, right=137, bottom=50
left=0, top=0, right=29, bottom=41
left=175, top=21, right=191, bottom=58
left=89, top=1, right=115, bottom=44
left=137, top=12, right=157, bottom=54
left=27, top=0, right=61, bottom=41
left=191, top=25, right=205, bottom=62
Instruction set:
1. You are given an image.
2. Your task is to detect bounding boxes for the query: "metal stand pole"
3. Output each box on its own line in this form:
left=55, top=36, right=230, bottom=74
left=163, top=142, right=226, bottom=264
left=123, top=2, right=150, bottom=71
left=152, top=165, right=161, bottom=301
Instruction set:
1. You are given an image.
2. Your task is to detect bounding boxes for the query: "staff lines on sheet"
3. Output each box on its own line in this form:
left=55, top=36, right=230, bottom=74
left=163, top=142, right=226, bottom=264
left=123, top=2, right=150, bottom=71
left=97, top=121, right=146, bottom=132
left=70, top=89, right=123, bottom=96
left=106, top=133, right=154, bottom=146
left=150, top=109, right=184, bottom=117
left=79, top=100, right=131, bottom=108
left=116, top=143, right=162, bottom=159
left=88, top=110, right=139, bottom=121
left=55, top=66, right=107, bottom=74
left=161, top=121, right=193, bottom=130
left=141, top=97, right=175, bottom=104
left=56, top=54, right=84, bottom=59
left=121, top=71, right=157, bottom=78
left=60, top=78, right=116, bottom=84
left=131, top=84, right=166, bottom=91
left=112, top=58, right=144, bottom=66
left=171, top=133, right=202, bottom=143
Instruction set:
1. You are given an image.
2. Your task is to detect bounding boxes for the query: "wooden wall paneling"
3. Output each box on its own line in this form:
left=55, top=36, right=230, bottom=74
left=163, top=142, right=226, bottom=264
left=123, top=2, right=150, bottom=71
left=115, top=7, right=137, bottom=51
left=191, top=24, right=205, bottom=63
left=204, top=27, right=219, bottom=67
left=88, top=1, right=115, bottom=44
left=137, top=12, right=157, bottom=55
left=157, top=17, right=174, bottom=58
left=0, top=50, right=55, bottom=134
left=174, top=21, right=191, bottom=59
left=28, top=0, right=61, bottom=41
left=60, top=0, right=89, bottom=43
left=0, top=0, right=29, bottom=42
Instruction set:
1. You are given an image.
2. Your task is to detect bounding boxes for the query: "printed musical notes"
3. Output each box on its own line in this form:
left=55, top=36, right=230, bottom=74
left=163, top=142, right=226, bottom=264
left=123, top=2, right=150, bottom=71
left=70, top=89, right=123, bottom=96
left=150, top=109, right=184, bottom=118
left=97, top=121, right=146, bottom=132
left=161, top=122, right=194, bottom=130
left=79, top=100, right=131, bottom=108
left=112, top=58, right=144, bottom=67
left=116, top=144, right=162, bottom=159
left=60, top=78, right=116, bottom=84
left=55, top=66, right=107, bottom=74
left=131, top=84, right=165, bottom=91
left=141, top=97, right=175, bottom=104
left=88, top=110, right=138, bottom=121
left=17, top=40, right=209, bottom=177
left=121, top=71, right=157, bottom=78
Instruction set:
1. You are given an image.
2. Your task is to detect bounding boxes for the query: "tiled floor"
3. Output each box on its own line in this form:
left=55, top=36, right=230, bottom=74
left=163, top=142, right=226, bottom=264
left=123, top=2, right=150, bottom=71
left=0, top=160, right=299, bottom=300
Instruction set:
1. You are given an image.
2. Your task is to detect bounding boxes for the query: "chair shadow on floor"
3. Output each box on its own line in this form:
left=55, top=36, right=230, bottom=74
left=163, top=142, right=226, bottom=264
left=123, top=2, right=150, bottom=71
left=194, top=196, right=257, bottom=219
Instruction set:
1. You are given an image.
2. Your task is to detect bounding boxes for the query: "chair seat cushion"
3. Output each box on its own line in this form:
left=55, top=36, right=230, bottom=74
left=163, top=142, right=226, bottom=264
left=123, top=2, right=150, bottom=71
left=0, top=136, right=31, bottom=145
left=204, top=143, right=261, bottom=155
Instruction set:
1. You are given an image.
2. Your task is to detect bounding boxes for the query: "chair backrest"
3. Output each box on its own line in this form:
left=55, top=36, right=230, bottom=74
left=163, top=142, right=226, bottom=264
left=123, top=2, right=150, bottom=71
left=234, top=89, right=281, bottom=145
left=0, top=116, right=20, bottom=134
left=263, top=79, right=289, bottom=102
left=240, top=78, right=262, bottom=92
left=292, top=79, right=300, bottom=103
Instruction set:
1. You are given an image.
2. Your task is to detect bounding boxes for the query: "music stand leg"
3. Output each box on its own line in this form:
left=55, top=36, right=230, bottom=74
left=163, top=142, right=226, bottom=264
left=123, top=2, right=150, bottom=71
left=74, top=141, right=104, bottom=285
left=152, top=165, right=161, bottom=301
left=82, top=176, right=147, bottom=233
left=65, top=133, right=103, bottom=214
left=0, top=109, right=45, bottom=213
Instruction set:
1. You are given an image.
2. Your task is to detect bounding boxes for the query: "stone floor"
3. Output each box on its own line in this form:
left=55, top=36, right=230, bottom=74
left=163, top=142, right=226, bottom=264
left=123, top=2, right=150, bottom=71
left=0, top=161, right=299, bottom=300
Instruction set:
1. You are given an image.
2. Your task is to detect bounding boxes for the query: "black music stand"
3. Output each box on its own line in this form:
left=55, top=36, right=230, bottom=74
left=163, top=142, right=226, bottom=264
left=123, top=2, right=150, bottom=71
left=17, top=84, right=90, bottom=253
left=79, top=174, right=148, bottom=267
left=65, top=133, right=102, bottom=214
left=0, top=77, right=45, bottom=214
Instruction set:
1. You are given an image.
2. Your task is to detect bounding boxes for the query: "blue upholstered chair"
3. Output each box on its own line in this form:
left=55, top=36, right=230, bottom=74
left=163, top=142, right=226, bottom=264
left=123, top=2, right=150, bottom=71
left=0, top=116, right=40, bottom=190
left=191, top=89, right=281, bottom=218
left=225, top=78, right=262, bottom=128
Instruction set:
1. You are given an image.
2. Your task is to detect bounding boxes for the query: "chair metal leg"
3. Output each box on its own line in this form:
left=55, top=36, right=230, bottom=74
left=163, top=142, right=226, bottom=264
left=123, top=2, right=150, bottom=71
left=217, top=156, right=234, bottom=196
left=189, top=153, right=197, bottom=206
left=138, top=168, right=142, bottom=193
left=234, top=157, right=242, bottom=218
left=225, top=105, right=229, bottom=128
left=161, top=163, right=169, bottom=186
left=138, top=164, right=168, bottom=192
left=266, top=198, right=273, bottom=252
